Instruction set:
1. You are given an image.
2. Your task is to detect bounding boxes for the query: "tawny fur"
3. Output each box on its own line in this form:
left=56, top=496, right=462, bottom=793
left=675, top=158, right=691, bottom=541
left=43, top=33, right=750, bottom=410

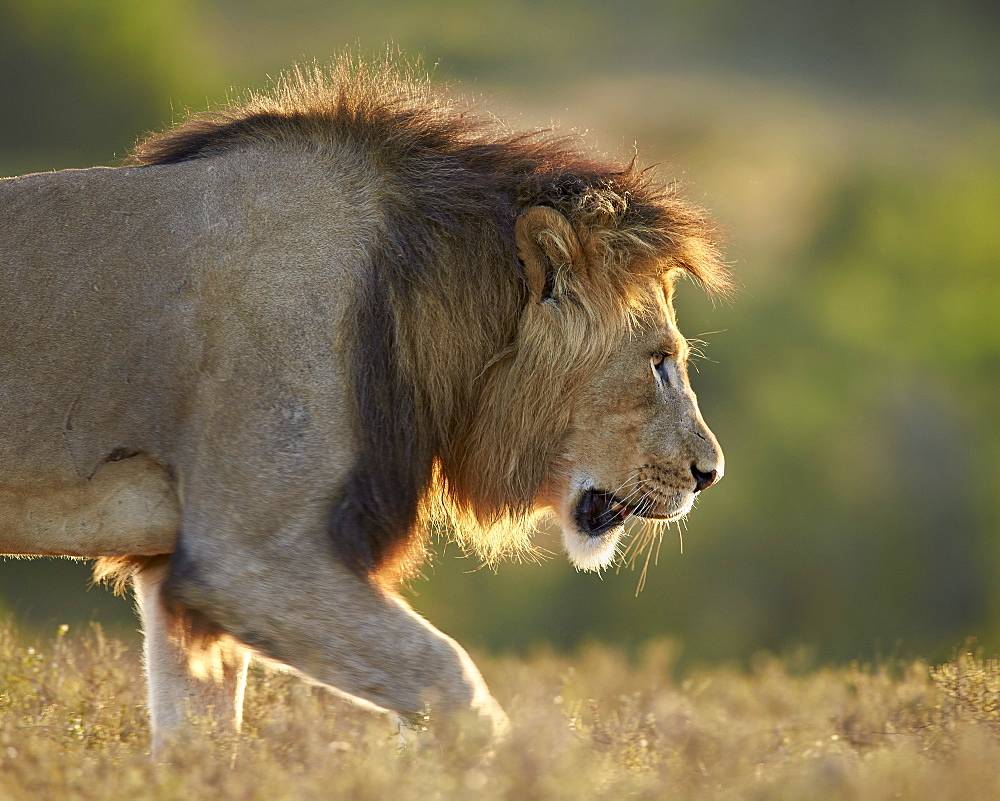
left=1, top=54, right=727, bottom=751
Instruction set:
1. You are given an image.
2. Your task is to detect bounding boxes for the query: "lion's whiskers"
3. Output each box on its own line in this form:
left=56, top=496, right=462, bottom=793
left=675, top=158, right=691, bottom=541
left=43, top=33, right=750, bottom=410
left=615, top=483, right=646, bottom=509
left=609, top=472, right=643, bottom=499
left=611, top=473, right=688, bottom=594
left=626, top=517, right=667, bottom=596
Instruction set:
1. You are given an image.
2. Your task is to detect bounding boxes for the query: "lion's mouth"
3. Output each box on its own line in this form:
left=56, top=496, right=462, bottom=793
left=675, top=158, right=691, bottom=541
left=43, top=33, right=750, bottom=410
left=575, top=489, right=658, bottom=537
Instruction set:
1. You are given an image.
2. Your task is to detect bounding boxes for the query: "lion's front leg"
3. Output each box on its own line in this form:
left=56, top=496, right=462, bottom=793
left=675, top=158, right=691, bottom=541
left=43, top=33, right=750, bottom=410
left=162, top=533, right=509, bottom=746
left=134, top=560, right=250, bottom=758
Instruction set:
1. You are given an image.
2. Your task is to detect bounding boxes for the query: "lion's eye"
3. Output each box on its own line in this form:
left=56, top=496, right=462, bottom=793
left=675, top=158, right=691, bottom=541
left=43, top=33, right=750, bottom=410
left=651, top=352, right=670, bottom=385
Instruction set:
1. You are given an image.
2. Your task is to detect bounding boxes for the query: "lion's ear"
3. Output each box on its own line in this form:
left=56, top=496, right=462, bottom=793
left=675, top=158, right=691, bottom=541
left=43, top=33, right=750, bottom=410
left=515, top=206, right=585, bottom=303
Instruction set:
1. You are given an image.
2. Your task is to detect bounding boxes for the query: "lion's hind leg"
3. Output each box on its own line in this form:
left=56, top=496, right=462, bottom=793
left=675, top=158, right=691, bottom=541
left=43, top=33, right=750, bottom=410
left=132, top=558, right=250, bottom=758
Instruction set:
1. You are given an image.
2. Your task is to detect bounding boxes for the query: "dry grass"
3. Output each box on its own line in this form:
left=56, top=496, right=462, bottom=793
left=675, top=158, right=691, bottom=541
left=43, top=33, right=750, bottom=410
left=2, top=623, right=1000, bottom=800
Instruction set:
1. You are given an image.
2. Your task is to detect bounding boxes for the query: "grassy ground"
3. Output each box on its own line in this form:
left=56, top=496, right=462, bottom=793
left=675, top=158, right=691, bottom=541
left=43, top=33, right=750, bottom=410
left=2, top=623, right=1000, bottom=800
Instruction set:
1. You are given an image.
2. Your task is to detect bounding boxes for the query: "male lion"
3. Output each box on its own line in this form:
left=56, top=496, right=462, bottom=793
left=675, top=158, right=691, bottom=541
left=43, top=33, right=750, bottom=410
left=0, top=57, right=727, bottom=753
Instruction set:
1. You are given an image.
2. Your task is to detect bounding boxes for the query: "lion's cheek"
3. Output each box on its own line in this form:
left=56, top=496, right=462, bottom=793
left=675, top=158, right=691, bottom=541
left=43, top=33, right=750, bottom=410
left=560, top=414, right=643, bottom=487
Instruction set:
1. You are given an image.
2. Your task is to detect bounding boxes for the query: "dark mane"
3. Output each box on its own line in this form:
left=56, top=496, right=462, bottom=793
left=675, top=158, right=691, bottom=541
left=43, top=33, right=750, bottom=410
left=133, top=55, right=730, bottom=579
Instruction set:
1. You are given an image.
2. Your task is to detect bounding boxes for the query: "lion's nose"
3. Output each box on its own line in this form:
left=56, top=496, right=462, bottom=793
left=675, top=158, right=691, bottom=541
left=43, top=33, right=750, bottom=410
left=691, top=465, right=719, bottom=493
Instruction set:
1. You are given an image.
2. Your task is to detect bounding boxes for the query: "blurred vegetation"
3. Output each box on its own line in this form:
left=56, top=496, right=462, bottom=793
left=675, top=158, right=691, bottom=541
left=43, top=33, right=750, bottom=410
left=4, top=621, right=1000, bottom=799
left=1, top=0, right=998, bottom=668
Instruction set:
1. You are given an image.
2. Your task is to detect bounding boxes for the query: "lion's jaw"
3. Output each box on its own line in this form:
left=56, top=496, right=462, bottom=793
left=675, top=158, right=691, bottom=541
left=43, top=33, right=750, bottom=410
left=550, top=473, right=701, bottom=572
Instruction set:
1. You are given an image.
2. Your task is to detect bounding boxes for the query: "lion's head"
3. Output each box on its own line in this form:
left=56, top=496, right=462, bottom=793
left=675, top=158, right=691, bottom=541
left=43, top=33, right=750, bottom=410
left=130, top=57, right=729, bottom=581
left=512, top=225, right=724, bottom=574
left=384, top=146, right=730, bottom=577
left=466, top=205, right=726, bottom=572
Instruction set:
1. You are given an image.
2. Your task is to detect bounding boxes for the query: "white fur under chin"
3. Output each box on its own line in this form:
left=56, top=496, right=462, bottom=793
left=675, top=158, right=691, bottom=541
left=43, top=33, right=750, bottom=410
left=561, top=523, right=623, bottom=572
left=556, top=476, right=624, bottom=571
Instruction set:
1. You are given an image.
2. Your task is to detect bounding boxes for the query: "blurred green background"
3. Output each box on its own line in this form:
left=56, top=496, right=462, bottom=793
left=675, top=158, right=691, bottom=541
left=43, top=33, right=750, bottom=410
left=2, top=0, right=998, bottom=668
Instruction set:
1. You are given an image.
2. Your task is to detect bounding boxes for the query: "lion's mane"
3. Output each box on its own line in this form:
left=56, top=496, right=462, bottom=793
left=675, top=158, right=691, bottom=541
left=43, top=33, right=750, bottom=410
left=127, top=55, right=730, bottom=581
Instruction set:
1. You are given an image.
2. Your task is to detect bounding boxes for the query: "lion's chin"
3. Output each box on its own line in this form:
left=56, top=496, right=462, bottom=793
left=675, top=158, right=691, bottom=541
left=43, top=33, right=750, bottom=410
left=562, top=522, right=625, bottom=572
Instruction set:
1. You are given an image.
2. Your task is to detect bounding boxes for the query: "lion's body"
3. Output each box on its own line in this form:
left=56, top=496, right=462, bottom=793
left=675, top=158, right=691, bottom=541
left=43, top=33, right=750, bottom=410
left=1, top=58, right=728, bottom=753
left=1, top=151, right=361, bottom=561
